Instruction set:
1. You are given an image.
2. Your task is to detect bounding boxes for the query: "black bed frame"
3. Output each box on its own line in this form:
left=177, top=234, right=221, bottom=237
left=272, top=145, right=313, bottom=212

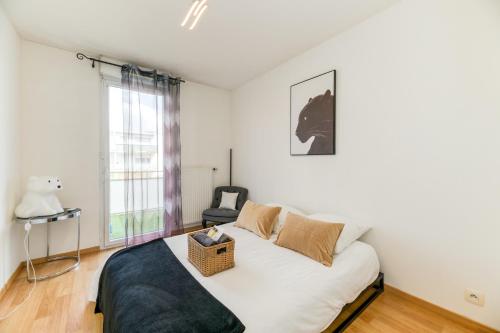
left=326, top=272, right=384, bottom=333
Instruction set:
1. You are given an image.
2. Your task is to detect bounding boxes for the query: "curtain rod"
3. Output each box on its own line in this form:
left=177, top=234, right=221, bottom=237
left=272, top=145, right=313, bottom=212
left=76, top=52, right=185, bottom=83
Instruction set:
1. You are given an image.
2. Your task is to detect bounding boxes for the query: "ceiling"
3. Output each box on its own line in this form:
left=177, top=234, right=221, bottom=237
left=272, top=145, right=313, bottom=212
left=1, top=0, right=397, bottom=89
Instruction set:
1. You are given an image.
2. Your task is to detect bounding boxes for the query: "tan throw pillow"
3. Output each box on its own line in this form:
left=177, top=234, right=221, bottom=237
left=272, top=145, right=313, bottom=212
left=235, top=201, right=281, bottom=239
left=274, top=213, right=344, bottom=267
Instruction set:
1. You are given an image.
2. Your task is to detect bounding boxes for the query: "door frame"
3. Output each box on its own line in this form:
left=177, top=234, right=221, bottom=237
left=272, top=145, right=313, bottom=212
left=100, top=76, right=125, bottom=248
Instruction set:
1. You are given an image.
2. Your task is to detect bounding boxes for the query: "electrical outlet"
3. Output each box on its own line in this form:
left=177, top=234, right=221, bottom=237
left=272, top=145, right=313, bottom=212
left=464, top=289, right=485, bottom=307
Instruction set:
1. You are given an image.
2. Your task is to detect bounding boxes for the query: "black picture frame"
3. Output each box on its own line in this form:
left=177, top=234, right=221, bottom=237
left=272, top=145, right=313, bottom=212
left=290, top=70, right=336, bottom=156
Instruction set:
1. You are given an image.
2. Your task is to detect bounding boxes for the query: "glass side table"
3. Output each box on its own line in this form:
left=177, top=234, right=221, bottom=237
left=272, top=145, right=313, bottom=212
left=15, top=208, right=81, bottom=282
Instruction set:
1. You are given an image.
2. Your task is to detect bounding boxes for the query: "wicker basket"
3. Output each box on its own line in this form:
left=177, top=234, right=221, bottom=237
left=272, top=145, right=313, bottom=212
left=188, top=229, right=235, bottom=277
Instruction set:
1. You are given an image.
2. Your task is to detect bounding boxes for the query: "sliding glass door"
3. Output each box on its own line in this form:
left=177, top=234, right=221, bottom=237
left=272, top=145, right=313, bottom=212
left=102, top=79, right=164, bottom=247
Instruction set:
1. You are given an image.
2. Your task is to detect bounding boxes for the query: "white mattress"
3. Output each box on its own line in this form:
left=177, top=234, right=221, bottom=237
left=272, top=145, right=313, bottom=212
left=90, top=223, right=380, bottom=333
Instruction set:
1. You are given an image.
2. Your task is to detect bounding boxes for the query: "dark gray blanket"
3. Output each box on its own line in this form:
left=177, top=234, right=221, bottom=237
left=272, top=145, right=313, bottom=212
left=95, top=239, right=245, bottom=333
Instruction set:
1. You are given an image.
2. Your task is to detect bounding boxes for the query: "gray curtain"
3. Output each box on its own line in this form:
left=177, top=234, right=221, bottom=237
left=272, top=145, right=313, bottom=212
left=121, top=65, right=183, bottom=247
left=161, top=71, right=183, bottom=238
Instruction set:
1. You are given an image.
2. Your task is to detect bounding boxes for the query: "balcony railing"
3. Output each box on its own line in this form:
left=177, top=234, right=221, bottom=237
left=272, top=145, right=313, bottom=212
left=110, top=208, right=164, bottom=241
left=109, top=171, right=163, bottom=180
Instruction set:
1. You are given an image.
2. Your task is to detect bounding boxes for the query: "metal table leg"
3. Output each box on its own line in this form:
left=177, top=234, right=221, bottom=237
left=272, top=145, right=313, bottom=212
left=47, top=219, right=50, bottom=258
left=77, top=214, right=81, bottom=262
left=27, top=215, right=81, bottom=282
left=26, top=227, right=31, bottom=281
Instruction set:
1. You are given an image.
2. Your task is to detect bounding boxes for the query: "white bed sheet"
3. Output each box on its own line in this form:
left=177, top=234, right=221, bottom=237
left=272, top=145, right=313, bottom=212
left=90, top=223, right=380, bottom=333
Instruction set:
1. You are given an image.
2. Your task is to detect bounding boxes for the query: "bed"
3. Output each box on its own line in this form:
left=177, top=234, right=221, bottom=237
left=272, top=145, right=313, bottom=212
left=90, top=222, right=381, bottom=333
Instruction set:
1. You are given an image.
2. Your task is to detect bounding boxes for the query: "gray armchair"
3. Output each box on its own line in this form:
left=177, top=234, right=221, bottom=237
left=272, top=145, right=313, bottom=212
left=202, top=186, right=248, bottom=228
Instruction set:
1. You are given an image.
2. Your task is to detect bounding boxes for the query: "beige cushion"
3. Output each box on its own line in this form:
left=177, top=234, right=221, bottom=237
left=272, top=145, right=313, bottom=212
left=265, top=203, right=305, bottom=234
left=274, top=213, right=344, bottom=267
left=235, top=201, right=281, bottom=239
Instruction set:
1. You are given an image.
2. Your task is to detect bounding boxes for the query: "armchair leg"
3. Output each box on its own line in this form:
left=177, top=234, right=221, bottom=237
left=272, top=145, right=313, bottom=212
left=202, top=219, right=207, bottom=228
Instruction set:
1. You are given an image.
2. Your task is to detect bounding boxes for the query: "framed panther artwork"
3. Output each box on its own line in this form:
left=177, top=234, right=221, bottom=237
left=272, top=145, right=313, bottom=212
left=290, top=70, right=336, bottom=156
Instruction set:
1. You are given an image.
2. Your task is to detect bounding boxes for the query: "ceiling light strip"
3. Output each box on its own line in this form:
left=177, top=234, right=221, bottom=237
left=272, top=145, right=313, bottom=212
left=189, top=4, right=208, bottom=30
left=181, top=0, right=200, bottom=27
left=193, top=0, right=208, bottom=16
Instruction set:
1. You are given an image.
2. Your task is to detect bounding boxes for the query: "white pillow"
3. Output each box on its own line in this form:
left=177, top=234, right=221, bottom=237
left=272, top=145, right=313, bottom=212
left=219, top=192, right=239, bottom=210
left=307, top=213, right=370, bottom=254
left=265, top=203, right=305, bottom=233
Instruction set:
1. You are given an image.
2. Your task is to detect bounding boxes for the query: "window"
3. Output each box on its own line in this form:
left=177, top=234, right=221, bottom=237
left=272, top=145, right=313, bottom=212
left=102, top=81, right=164, bottom=247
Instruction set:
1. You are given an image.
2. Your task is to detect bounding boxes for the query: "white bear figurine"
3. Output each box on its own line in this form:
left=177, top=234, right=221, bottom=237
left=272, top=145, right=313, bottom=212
left=15, top=177, right=64, bottom=218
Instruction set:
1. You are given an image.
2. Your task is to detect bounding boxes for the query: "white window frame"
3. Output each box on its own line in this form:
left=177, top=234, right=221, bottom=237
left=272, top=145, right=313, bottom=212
left=101, top=76, right=125, bottom=248
left=100, top=76, right=166, bottom=248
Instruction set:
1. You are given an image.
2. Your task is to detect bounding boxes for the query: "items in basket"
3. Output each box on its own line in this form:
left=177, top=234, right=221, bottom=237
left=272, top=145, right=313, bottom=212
left=192, top=227, right=231, bottom=247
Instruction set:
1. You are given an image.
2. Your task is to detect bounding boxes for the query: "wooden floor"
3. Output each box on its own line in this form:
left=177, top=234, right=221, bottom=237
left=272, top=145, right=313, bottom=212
left=344, top=287, right=495, bottom=333
left=0, top=247, right=496, bottom=333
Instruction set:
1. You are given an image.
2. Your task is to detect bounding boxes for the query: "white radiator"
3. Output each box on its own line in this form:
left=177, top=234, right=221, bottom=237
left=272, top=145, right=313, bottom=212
left=181, top=167, right=214, bottom=225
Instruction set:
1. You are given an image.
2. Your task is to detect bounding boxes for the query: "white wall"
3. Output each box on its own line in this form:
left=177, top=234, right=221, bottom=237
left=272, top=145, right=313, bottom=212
left=231, top=0, right=500, bottom=329
left=181, top=81, right=232, bottom=188
left=19, top=41, right=232, bottom=258
left=20, top=41, right=101, bottom=258
left=0, top=5, right=23, bottom=290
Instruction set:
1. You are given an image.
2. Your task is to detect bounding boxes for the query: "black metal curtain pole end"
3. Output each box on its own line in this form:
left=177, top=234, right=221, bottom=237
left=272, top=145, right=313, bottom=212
left=75, top=52, right=185, bottom=83
left=76, top=52, right=123, bottom=69
left=76, top=52, right=94, bottom=67
left=76, top=52, right=96, bottom=68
